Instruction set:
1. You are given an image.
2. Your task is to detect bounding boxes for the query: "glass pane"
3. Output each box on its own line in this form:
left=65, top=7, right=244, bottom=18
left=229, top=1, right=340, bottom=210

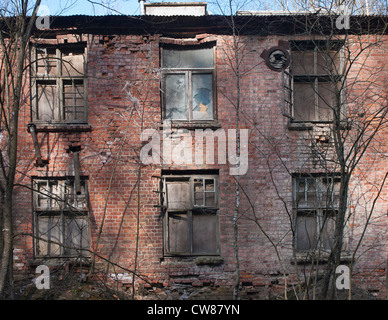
left=165, top=74, right=187, bottom=120
left=194, top=192, right=204, bottom=206
left=193, top=214, right=217, bottom=254
left=194, top=179, right=203, bottom=192
left=63, top=80, right=85, bottom=121
left=292, top=51, right=314, bottom=75
left=163, top=48, right=213, bottom=69
left=322, top=214, right=336, bottom=250
left=166, top=182, right=191, bottom=209
left=293, top=82, right=315, bottom=121
left=168, top=213, right=189, bottom=253
left=296, top=215, right=317, bottom=250
left=64, top=217, right=89, bottom=255
left=318, top=82, right=335, bottom=121
left=37, top=215, right=62, bottom=256
left=61, top=47, right=85, bottom=76
left=37, top=82, right=58, bottom=121
left=205, top=192, right=215, bottom=207
left=317, top=51, right=340, bottom=75
left=65, top=181, right=88, bottom=210
left=205, top=179, right=215, bottom=191
left=192, top=74, right=213, bottom=120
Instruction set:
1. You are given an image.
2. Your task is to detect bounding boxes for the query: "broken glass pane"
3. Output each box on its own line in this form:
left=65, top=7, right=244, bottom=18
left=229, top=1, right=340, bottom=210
left=165, top=74, right=187, bottom=120
left=192, top=74, right=213, bottom=120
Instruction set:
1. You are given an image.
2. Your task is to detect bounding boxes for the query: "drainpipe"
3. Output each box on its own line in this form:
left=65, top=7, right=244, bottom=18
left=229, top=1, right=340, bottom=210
left=139, top=0, right=146, bottom=15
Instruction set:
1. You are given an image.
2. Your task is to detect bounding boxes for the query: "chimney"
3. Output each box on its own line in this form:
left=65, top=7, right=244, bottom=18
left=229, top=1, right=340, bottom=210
left=139, top=0, right=146, bottom=15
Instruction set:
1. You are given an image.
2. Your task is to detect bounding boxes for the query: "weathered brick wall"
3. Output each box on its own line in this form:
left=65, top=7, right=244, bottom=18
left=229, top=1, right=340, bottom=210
left=11, top=29, right=387, bottom=300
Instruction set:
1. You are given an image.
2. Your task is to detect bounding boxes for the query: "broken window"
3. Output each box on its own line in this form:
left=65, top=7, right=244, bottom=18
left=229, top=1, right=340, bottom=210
left=31, top=44, right=87, bottom=123
left=293, top=175, right=340, bottom=251
left=162, top=174, right=219, bottom=255
left=162, top=46, right=215, bottom=121
left=290, top=41, right=343, bottom=122
left=33, top=178, right=90, bottom=257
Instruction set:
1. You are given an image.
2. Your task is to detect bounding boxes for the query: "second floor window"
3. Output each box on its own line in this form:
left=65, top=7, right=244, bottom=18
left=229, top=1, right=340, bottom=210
left=31, top=44, right=87, bottom=124
left=290, top=41, right=343, bottom=123
left=161, top=46, right=216, bottom=122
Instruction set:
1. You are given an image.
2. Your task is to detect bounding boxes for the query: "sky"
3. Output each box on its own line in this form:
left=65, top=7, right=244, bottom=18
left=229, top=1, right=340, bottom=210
left=38, top=0, right=274, bottom=16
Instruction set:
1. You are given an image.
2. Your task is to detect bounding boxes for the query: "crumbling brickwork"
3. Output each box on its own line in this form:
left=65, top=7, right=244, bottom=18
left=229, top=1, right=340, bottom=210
left=9, top=14, right=388, bottom=299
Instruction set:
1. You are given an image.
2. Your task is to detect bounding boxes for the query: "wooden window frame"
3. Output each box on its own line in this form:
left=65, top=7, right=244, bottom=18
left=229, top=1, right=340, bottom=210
left=160, top=45, right=217, bottom=123
left=32, top=177, right=90, bottom=258
left=292, top=175, right=340, bottom=252
left=289, top=41, right=345, bottom=123
left=162, top=174, right=220, bottom=256
left=31, top=44, right=88, bottom=124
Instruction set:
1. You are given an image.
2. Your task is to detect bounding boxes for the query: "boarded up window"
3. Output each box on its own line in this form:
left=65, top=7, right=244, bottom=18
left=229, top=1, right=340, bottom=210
left=162, top=46, right=215, bottom=121
left=163, top=174, right=219, bottom=255
left=33, top=178, right=89, bottom=257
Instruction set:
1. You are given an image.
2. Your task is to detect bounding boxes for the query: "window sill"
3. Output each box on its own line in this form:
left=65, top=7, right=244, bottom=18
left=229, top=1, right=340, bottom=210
left=29, top=123, right=92, bottom=133
left=288, top=121, right=350, bottom=131
left=160, top=255, right=223, bottom=266
left=160, top=121, right=222, bottom=130
left=292, top=251, right=352, bottom=265
left=29, top=256, right=91, bottom=267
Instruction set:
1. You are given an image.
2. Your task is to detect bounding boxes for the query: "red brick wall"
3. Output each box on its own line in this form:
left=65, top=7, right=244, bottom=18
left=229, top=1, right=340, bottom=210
left=11, top=31, right=388, bottom=299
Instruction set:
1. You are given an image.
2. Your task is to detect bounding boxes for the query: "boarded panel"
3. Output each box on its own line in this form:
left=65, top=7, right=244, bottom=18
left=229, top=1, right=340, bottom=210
left=193, top=213, right=217, bottom=254
left=61, top=47, right=85, bottom=76
left=168, top=213, right=189, bottom=253
left=37, top=82, right=58, bottom=121
left=166, top=181, right=191, bottom=209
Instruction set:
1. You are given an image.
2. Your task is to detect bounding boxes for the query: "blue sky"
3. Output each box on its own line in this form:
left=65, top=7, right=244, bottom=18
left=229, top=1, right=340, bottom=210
left=39, top=0, right=274, bottom=16
left=40, top=0, right=141, bottom=16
